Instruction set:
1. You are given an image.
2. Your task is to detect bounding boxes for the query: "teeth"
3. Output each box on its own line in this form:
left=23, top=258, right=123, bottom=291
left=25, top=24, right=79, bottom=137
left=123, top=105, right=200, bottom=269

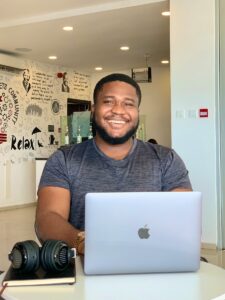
left=108, top=120, right=125, bottom=124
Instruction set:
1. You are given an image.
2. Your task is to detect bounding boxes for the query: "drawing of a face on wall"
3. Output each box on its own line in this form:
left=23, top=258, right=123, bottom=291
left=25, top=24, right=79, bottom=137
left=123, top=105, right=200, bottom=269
left=51, top=100, right=60, bottom=114
left=22, top=69, right=31, bottom=94
left=62, top=72, right=70, bottom=93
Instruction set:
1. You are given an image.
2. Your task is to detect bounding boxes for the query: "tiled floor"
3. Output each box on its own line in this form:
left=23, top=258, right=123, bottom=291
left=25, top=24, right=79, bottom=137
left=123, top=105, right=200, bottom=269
left=0, top=205, right=225, bottom=271
left=0, top=204, right=38, bottom=271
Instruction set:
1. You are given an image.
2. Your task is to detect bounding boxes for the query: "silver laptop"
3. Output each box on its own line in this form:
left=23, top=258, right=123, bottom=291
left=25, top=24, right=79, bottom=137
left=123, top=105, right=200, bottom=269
left=84, top=191, right=202, bottom=275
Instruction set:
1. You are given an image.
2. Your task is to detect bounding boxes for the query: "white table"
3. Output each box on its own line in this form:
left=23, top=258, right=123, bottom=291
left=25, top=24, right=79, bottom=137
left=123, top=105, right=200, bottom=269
left=1, top=257, right=225, bottom=300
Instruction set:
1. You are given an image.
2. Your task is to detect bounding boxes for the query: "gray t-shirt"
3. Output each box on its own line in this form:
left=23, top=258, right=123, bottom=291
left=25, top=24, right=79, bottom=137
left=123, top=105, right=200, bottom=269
left=39, top=139, right=192, bottom=230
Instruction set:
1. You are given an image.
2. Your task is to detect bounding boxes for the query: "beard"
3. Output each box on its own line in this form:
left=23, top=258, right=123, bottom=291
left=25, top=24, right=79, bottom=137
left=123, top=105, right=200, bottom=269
left=92, top=113, right=139, bottom=145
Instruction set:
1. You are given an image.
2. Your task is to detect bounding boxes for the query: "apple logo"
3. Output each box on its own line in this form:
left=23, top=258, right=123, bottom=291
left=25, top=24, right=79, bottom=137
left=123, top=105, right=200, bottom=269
left=138, top=225, right=150, bottom=239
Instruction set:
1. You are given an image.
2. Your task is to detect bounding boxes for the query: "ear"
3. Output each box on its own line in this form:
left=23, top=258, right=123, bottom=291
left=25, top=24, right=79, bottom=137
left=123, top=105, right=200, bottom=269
left=91, top=103, right=95, bottom=113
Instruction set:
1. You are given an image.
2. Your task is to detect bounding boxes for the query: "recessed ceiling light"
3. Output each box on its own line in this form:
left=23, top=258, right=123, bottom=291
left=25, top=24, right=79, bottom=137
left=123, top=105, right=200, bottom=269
left=63, top=26, right=74, bottom=31
left=161, top=60, right=169, bottom=64
left=161, top=11, right=170, bottom=16
left=95, top=67, right=103, bottom=71
left=120, top=46, right=130, bottom=51
left=48, top=55, right=57, bottom=60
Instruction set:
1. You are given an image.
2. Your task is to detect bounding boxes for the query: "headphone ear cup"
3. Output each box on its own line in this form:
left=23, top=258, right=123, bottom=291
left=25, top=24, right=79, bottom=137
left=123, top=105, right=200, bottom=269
left=40, top=240, right=73, bottom=273
left=8, top=240, right=40, bottom=273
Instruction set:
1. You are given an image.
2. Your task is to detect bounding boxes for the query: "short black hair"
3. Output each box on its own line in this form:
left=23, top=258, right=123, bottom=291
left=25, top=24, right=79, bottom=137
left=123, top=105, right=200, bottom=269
left=23, top=69, right=30, bottom=76
left=93, top=73, right=142, bottom=106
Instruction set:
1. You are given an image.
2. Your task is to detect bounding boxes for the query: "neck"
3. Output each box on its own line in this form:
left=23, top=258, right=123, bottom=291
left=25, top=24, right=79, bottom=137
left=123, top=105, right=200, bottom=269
left=94, top=135, right=134, bottom=160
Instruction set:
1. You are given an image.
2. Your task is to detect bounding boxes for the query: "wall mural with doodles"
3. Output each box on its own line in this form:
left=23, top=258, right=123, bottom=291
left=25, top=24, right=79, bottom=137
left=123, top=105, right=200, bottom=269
left=0, top=58, right=91, bottom=164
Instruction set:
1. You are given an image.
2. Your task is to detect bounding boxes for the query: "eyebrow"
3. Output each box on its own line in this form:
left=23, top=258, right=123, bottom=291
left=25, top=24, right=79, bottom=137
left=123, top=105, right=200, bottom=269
left=103, top=95, right=137, bottom=101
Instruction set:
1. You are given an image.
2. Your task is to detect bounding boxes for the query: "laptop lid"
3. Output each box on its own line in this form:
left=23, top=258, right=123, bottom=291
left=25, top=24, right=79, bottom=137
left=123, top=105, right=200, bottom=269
left=84, top=191, right=202, bottom=275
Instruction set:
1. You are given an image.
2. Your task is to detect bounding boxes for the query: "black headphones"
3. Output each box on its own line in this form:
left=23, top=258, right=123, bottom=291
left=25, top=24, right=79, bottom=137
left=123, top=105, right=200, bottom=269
left=8, top=240, right=75, bottom=273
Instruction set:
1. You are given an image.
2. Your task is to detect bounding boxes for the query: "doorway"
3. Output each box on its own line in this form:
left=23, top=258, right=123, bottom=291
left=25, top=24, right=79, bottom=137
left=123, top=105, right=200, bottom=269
left=67, top=98, right=93, bottom=141
left=67, top=98, right=91, bottom=115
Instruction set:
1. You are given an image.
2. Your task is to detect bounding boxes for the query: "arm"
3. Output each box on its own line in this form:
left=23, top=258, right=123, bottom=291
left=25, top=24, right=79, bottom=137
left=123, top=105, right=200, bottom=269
left=161, top=148, right=193, bottom=191
left=170, top=187, right=192, bottom=192
left=35, top=186, right=84, bottom=254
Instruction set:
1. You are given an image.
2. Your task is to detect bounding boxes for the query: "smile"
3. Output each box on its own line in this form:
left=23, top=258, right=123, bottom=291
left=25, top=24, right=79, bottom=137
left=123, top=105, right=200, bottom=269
left=107, top=120, right=126, bottom=124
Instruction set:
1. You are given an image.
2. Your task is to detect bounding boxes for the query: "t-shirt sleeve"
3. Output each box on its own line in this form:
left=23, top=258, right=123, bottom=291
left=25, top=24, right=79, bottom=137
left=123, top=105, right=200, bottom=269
left=38, top=150, right=70, bottom=191
left=161, top=149, right=192, bottom=191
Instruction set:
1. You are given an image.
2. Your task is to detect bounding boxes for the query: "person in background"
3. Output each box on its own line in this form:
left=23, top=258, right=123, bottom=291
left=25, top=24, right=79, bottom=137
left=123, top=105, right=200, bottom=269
left=148, top=138, right=158, bottom=144
left=35, top=73, right=192, bottom=255
left=62, top=72, right=70, bottom=93
left=22, top=69, right=31, bottom=94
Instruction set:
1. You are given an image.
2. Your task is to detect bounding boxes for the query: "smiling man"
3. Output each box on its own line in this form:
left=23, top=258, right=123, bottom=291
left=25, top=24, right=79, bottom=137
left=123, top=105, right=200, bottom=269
left=92, top=77, right=140, bottom=159
left=35, top=73, right=192, bottom=255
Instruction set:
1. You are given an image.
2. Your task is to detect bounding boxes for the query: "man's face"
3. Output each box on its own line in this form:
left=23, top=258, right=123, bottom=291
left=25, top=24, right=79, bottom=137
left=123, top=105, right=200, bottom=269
left=23, top=71, right=30, bottom=82
left=92, top=81, right=139, bottom=144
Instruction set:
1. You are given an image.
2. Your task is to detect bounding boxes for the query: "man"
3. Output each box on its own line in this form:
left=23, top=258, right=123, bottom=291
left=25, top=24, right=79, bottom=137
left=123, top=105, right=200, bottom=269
left=35, top=73, right=192, bottom=255
left=22, top=69, right=31, bottom=94
left=62, top=72, right=70, bottom=93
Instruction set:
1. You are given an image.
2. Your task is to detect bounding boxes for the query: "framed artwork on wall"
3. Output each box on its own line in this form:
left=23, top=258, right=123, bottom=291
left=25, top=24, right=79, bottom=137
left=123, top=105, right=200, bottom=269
left=131, top=67, right=152, bottom=83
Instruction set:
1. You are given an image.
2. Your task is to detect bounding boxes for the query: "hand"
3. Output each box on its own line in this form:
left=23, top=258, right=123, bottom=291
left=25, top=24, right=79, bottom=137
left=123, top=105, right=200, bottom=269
left=77, top=231, right=85, bottom=255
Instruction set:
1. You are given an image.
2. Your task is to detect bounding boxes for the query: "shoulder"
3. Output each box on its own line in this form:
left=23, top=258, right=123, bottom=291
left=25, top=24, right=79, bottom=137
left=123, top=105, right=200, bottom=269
left=135, top=141, right=191, bottom=190
left=58, top=139, right=94, bottom=162
left=135, top=140, right=186, bottom=169
left=40, top=140, right=92, bottom=174
left=136, top=140, right=172, bottom=159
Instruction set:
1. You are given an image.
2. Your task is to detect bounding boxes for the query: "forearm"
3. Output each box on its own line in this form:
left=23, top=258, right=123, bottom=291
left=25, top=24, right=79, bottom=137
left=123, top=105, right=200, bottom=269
left=35, top=211, right=81, bottom=249
left=170, top=187, right=193, bottom=191
left=36, top=186, right=85, bottom=254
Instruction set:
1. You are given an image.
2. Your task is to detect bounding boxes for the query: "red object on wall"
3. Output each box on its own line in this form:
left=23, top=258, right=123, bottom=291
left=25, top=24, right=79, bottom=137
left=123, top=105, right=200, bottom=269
left=0, top=132, right=7, bottom=144
left=199, top=108, right=208, bottom=118
left=57, top=72, right=63, bottom=78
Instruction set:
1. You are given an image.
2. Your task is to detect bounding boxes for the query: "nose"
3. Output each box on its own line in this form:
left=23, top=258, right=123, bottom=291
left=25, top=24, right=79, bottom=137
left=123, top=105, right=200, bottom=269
left=111, top=101, right=126, bottom=114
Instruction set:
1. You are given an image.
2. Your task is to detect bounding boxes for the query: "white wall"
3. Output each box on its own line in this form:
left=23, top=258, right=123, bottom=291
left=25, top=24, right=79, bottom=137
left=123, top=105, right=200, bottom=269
left=170, top=0, right=217, bottom=246
left=139, top=67, right=171, bottom=147
left=218, top=0, right=225, bottom=247
left=0, top=160, right=36, bottom=207
left=90, top=66, right=171, bottom=147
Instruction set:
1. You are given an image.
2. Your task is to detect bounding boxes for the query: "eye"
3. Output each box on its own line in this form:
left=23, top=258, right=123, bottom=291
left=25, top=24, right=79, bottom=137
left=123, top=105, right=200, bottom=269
left=103, top=98, right=114, bottom=105
left=124, top=101, right=137, bottom=108
left=125, top=102, right=134, bottom=106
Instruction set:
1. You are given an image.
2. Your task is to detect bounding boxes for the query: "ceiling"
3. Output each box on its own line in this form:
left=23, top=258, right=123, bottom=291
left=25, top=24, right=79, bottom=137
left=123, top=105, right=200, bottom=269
left=0, top=0, right=170, bottom=74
